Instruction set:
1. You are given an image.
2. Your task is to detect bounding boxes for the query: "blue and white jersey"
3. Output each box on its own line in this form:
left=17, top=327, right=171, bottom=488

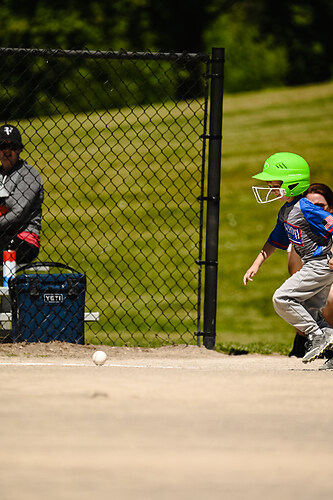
left=268, top=195, right=333, bottom=262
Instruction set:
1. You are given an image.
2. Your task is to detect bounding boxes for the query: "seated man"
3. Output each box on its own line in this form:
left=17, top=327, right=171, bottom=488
left=0, top=124, right=43, bottom=264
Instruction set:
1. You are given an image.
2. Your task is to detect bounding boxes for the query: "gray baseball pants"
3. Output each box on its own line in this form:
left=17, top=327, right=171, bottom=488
left=272, top=256, right=333, bottom=336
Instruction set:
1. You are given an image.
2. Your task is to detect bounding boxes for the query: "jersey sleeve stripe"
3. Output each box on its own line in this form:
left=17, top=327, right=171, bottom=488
left=268, top=237, right=289, bottom=250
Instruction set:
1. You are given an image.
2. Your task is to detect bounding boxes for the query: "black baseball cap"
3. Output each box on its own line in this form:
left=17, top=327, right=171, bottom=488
left=0, top=124, right=23, bottom=147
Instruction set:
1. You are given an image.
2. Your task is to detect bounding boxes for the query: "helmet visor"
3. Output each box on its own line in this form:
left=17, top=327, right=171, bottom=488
left=252, top=186, right=286, bottom=204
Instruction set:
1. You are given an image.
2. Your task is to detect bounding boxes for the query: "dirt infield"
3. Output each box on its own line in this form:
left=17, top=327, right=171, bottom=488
left=0, top=342, right=332, bottom=500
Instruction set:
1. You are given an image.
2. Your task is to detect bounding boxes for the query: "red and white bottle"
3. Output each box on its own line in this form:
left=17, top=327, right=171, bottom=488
left=3, top=247, right=16, bottom=287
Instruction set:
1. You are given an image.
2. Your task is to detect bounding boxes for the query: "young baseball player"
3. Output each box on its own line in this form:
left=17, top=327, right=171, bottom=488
left=288, top=183, right=333, bottom=358
left=243, top=152, right=333, bottom=365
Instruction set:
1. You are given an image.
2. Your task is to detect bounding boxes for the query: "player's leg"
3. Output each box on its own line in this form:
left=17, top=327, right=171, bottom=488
left=287, top=246, right=306, bottom=357
left=272, top=258, right=333, bottom=362
left=318, top=284, right=333, bottom=369
left=322, top=284, right=333, bottom=326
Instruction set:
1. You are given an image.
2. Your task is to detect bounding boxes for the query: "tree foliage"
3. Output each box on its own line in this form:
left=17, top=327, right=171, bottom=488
left=237, top=0, right=333, bottom=85
left=0, top=0, right=332, bottom=118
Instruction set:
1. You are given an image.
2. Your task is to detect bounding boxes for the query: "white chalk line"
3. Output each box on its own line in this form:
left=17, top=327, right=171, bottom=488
left=0, top=360, right=202, bottom=370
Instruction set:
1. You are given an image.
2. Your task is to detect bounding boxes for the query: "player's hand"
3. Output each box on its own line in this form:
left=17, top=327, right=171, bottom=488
left=243, top=265, right=259, bottom=285
left=329, top=255, right=333, bottom=270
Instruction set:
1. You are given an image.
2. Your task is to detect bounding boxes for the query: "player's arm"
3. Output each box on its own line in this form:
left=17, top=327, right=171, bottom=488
left=243, top=241, right=277, bottom=285
left=243, top=215, right=289, bottom=285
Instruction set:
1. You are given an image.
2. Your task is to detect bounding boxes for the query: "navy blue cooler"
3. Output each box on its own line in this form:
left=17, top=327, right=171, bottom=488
left=9, top=262, right=86, bottom=344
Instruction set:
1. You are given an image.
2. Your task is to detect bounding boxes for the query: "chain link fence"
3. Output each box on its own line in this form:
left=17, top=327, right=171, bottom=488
left=0, top=48, right=224, bottom=348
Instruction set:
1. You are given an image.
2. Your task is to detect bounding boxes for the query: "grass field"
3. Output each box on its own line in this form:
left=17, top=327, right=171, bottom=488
left=21, top=101, right=205, bottom=348
left=16, top=80, right=333, bottom=354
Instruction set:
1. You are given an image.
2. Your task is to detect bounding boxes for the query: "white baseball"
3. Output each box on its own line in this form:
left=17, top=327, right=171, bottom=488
left=92, top=350, right=107, bottom=366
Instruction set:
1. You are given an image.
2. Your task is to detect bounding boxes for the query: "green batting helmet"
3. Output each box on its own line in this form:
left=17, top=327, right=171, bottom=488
left=253, top=152, right=310, bottom=197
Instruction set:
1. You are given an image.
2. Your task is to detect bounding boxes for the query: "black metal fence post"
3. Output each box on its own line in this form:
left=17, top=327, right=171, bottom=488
left=203, top=47, right=225, bottom=350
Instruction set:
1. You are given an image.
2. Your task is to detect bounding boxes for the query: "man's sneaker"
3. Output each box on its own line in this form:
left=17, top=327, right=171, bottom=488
left=319, top=357, right=333, bottom=370
left=302, top=330, right=333, bottom=363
